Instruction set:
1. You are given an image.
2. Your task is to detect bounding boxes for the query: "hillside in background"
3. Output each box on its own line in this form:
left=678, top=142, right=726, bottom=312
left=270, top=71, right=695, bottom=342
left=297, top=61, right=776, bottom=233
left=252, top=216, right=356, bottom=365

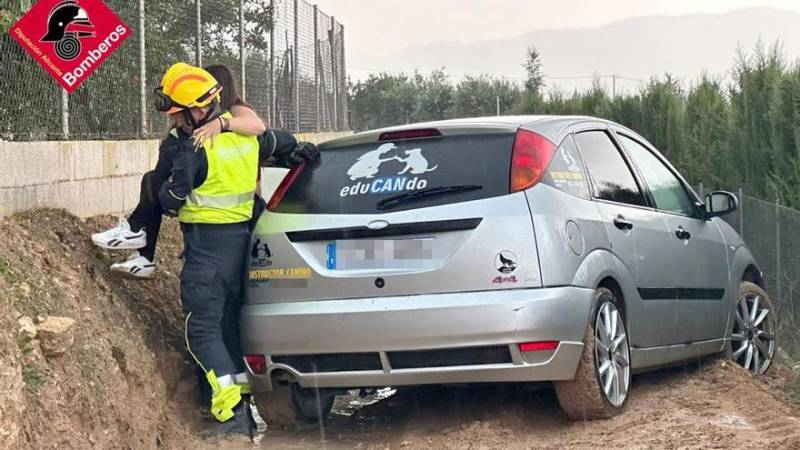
left=354, top=7, right=800, bottom=91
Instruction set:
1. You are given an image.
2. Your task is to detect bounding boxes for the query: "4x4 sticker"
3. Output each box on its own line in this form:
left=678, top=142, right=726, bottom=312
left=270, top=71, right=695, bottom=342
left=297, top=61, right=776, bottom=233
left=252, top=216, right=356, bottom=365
left=495, top=251, right=517, bottom=274
left=493, top=275, right=518, bottom=284
left=341, top=143, right=438, bottom=197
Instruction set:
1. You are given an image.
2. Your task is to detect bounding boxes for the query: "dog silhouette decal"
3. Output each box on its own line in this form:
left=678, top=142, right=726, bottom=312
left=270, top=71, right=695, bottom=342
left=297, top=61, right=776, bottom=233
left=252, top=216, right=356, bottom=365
left=397, top=148, right=438, bottom=175
left=495, top=251, right=518, bottom=274
left=347, top=143, right=400, bottom=180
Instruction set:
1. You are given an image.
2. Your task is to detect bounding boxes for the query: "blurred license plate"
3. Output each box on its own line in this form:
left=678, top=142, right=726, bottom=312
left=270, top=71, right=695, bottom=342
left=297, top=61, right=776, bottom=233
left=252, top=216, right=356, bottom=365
left=327, top=238, right=435, bottom=270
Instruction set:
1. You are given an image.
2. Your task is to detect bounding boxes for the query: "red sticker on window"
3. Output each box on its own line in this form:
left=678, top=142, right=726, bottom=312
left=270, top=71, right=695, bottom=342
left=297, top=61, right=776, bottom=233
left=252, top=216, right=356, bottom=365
left=8, top=0, right=132, bottom=93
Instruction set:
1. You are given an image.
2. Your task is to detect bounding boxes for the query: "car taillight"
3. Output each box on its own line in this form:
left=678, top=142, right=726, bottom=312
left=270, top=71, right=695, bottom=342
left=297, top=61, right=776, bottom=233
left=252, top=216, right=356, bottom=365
left=267, top=162, right=306, bottom=211
left=510, top=129, right=556, bottom=193
left=519, top=341, right=559, bottom=352
left=244, top=354, right=267, bottom=374
left=378, top=128, right=441, bottom=141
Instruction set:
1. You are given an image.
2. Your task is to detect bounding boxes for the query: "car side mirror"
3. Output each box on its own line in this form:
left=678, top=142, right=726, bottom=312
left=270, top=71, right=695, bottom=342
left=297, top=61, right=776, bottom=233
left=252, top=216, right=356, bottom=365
left=703, top=191, right=738, bottom=219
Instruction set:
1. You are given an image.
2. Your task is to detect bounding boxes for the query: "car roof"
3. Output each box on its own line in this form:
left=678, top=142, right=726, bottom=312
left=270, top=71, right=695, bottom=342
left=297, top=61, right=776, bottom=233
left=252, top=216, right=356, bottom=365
left=319, top=115, right=618, bottom=149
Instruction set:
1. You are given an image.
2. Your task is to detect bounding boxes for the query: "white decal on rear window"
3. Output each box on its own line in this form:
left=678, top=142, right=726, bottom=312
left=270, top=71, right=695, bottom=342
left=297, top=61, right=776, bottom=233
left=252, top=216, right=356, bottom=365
left=341, top=143, right=438, bottom=197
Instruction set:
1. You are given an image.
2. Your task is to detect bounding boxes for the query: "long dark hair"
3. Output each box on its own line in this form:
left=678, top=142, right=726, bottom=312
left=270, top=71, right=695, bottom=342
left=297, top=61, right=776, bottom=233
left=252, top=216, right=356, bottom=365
left=204, top=64, right=252, bottom=111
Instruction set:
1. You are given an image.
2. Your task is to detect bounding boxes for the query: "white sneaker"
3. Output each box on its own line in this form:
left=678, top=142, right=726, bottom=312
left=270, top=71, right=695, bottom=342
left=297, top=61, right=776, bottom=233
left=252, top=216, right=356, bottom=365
left=92, top=218, right=146, bottom=250
left=110, top=252, right=156, bottom=280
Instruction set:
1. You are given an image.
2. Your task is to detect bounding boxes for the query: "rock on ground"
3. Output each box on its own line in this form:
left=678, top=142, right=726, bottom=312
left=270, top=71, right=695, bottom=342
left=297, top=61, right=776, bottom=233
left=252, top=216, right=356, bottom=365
left=36, top=316, right=76, bottom=358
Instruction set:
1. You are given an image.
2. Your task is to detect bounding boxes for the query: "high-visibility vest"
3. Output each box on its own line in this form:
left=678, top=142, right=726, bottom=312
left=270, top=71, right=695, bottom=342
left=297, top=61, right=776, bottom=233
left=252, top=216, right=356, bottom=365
left=178, top=113, right=259, bottom=224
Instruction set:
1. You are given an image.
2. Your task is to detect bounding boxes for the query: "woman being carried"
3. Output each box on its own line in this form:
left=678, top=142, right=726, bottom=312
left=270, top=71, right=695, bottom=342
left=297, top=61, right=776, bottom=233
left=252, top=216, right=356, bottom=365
left=91, top=64, right=282, bottom=279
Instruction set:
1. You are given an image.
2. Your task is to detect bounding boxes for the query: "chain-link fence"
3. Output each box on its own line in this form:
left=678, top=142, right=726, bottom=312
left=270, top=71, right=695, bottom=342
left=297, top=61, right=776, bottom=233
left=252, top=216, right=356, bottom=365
left=0, top=0, right=348, bottom=141
left=698, top=185, right=800, bottom=359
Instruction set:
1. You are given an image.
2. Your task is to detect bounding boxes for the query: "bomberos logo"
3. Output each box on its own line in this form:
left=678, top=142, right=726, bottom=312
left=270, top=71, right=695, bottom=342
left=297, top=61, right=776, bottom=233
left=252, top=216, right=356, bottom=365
left=340, top=143, right=439, bottom=197
left=9, top=0, right=132, bottom=93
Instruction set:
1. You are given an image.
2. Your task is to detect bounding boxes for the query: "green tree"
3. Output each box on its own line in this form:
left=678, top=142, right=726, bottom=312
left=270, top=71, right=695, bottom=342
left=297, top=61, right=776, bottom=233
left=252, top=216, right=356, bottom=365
left=452, top=75, right=521, bottom=117
left=413, top=69, right=454, bottom=122
left=513, top=46, right=545, bottom=113
left=578, top=78, right=612, bottom=118
left=639, top=75, right=687, bottom=167
left=729, top=41, right=784, bottom=194
left=350, top=73, right=417, bottom=130
left=684, top=76, right=731, bottom=187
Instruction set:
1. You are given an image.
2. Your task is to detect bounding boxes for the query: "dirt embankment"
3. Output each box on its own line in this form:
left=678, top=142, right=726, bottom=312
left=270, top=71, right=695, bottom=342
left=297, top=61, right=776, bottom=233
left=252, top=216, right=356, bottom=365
left=2, top=209, right=800, bottom=449
left=0, top=209, right=203, bottom=449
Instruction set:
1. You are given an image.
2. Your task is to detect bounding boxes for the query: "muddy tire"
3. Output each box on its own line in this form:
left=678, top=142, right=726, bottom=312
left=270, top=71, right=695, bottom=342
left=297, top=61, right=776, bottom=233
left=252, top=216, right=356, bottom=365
left=554, top=287, right=630, bottom=420
left=253, top=381, right=334, bottom=429
left=726, top=282, right=776, bottom=375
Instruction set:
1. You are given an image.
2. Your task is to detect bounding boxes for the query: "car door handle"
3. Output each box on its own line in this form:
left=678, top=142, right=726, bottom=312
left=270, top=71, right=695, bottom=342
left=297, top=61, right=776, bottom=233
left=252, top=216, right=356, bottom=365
left=675, top=227, right=691, bottom=240
left=613, top=215, right=634, bottom=231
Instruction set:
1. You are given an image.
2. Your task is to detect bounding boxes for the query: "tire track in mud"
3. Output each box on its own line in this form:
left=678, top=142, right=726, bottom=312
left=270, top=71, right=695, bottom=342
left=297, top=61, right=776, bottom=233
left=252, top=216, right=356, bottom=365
left=254, top=360, right=800, bottom=449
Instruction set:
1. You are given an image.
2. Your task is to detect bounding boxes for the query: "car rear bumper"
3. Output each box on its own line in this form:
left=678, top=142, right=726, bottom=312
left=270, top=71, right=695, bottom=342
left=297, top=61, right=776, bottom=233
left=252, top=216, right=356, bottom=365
left=240, top=286, right=595, bottom=391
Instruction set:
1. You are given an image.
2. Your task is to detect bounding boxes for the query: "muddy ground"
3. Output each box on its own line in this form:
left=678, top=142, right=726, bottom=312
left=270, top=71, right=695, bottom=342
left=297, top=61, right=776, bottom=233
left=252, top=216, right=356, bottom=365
left=255, top=360, right=800, bottom=450
left=1, top=209, right=799, bottom=449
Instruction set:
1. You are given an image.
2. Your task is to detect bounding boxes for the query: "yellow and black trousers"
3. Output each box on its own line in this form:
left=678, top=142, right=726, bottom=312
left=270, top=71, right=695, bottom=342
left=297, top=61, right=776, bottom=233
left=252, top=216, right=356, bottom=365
left=180, top=221, right=251, bottom=422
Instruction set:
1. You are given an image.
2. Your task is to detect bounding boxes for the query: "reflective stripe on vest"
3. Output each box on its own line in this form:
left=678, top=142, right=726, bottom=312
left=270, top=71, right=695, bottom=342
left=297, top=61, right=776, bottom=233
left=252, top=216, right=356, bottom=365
left=187, top=191, right=257, bottom=208
left=179, top=113, right=259, bottom=224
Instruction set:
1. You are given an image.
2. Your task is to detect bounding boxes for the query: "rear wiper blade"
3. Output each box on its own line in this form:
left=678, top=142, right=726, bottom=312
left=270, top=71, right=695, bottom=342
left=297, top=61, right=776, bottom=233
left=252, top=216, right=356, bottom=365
left=376, top=184, right=483, bottom=211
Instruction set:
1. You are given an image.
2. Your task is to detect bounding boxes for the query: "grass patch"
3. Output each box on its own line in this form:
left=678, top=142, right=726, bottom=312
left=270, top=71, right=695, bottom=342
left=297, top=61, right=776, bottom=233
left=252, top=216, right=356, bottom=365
left=22, top=364, right=45, bottom=393
left=17, top=335, right=46, bottom=393
left=0, top=256, right=16, bottom=284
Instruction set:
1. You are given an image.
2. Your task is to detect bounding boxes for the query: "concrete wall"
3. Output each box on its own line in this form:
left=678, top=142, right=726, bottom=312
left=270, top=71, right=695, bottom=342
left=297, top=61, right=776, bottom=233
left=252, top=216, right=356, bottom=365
left=0, top=131, right=351, bottom=218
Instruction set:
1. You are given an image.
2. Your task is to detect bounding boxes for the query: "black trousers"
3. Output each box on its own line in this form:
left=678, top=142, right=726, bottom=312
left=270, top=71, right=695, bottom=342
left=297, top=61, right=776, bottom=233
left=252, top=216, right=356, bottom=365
left=127, top=138, right=177, bottom=260
left=127, top=171, right=164, bottom=261
left=180, top=222, right=250, bottom=387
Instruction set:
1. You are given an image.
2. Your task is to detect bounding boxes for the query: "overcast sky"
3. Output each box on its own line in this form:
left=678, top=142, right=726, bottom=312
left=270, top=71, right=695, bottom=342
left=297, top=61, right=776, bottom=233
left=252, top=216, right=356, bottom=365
left=313, top=0, right=800, bottom=58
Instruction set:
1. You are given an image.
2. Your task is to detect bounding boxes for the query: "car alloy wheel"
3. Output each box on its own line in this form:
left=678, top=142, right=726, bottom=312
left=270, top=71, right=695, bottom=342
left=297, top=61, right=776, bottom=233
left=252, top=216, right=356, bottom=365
left=731, top=291, right=775, bottom=374
left=594, top=301, right=630, bottom=407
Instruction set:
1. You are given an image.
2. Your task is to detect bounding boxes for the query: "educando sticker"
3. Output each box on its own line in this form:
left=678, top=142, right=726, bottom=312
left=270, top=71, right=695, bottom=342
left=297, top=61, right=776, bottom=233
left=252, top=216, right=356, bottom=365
left=250, top=267, right=312, bottom=280
left=9, top=0, right=132, bottom=93
left=340, top=143, right=438, bottom=197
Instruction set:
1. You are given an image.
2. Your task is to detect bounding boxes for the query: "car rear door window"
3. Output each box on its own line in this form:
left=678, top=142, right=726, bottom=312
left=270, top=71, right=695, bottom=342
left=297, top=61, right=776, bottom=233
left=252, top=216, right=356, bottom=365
left=617, top=134, right=697, bottom=217
left=574, top=131, right=646, bottom=207
left=543, top=135, right=590, bottom=199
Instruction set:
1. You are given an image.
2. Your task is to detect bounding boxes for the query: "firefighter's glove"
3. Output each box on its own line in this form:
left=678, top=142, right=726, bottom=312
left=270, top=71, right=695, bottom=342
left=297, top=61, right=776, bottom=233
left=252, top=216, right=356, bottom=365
left=285, top=141, right=320, bottom=168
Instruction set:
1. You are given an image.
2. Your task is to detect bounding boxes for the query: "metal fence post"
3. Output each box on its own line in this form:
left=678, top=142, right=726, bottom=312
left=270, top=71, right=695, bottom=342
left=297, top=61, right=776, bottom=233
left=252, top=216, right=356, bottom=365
left=139, top=0, right=147, bottom=137
left=61, top=88, right=69, bottom=139
left=339, top=23, right=346, bottom=128
left=293, top=0, right=300, bottom=131
left=698, top=182, right=705, bottom=198
left=313, top=4, right=319, bottom=132
left=239, top=0, right=246, bottom=101
left=738, top=187, right=744, bottom=239
left=330, top=16, right=338, bottom=131
left=195, top=0, right=202, bottom=66
left=268, top=0, right=275, bottom=126
left=776, top=200, right=782, bottom=302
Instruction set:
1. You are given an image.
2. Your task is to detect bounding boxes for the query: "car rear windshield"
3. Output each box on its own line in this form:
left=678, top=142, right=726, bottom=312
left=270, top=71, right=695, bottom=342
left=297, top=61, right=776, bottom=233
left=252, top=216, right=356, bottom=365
left=274, top=133, right=516, bottom=214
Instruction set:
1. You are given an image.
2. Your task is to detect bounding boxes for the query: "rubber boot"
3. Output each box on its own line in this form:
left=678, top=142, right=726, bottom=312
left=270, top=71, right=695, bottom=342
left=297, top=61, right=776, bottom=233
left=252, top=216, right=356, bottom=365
left=199, top=401, right=254, bottom=441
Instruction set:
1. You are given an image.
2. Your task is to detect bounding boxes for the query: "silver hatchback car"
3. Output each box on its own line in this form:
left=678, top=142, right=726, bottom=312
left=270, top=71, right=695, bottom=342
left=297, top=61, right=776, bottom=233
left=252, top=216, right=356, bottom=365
left=241, top=116, right=776, bottom=424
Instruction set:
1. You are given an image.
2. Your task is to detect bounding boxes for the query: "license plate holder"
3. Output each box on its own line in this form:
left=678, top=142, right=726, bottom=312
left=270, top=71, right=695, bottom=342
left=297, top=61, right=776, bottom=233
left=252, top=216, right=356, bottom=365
left=326, top=238, right=436, bottom=270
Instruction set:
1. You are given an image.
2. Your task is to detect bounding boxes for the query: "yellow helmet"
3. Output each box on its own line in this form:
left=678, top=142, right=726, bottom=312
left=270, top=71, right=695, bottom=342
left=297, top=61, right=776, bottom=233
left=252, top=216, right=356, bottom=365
left=154, top=62, right=222, bottom=114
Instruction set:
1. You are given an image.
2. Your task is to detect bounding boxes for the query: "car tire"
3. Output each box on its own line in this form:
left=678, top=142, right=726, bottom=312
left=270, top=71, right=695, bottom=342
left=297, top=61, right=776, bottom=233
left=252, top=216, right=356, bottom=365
left=253, top=380, right=335, bottom=429
left=554, top=287, right=630, bottom=420
left=726, top=281, right=776, bottom=375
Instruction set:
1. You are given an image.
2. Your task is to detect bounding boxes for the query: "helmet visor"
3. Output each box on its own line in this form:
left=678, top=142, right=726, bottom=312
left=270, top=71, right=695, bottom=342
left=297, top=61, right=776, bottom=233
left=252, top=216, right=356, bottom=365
left=153, top=87, right=185, bottom=114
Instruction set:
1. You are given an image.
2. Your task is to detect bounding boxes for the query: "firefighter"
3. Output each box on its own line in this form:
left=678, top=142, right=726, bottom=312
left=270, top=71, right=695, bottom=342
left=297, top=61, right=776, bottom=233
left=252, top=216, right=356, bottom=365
left=154, top=62, right=318, bottom=439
